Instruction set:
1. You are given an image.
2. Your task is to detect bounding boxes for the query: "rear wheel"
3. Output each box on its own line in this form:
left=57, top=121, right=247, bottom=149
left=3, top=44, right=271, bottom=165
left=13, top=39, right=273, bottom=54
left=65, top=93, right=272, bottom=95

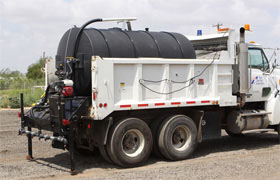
left=158, top=115, right=197, bottom=160
left=277, top=124, right=280, bottom=144
left=106, top=118, right=153, bottom=167
left=98, top=144, right=112, bottom=163
left=150, top=116, right=166, bottom=158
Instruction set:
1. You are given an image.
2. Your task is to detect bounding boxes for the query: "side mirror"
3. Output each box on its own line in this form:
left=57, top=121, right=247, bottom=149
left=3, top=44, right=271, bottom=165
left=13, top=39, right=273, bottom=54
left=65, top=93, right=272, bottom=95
left=272, top=62, right=277, bottom=68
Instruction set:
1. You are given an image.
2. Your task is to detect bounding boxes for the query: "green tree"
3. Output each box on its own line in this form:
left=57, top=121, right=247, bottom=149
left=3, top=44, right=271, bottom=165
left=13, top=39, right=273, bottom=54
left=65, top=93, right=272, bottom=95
left=0, top=68, right=23, bottom=90
left=26, top=57, right=49, bottom=80
left=26, top=63, right=44, bottom=79
left=0, top=68, right=22, bottom=78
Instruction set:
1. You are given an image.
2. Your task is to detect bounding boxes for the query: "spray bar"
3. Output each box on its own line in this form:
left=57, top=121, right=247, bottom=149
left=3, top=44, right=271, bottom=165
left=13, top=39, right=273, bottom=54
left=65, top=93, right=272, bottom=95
left=19, top=128, right=68, bottom=144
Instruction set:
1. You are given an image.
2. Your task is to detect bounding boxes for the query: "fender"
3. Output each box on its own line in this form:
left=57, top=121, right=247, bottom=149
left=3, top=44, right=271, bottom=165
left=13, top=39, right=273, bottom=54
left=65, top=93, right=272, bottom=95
left=266, top=89, right=280, bottom=125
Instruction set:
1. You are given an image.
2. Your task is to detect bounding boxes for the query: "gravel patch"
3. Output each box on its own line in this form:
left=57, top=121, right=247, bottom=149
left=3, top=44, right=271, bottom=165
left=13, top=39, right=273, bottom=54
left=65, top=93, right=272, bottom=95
left=0, top=110, right=279, bottom=180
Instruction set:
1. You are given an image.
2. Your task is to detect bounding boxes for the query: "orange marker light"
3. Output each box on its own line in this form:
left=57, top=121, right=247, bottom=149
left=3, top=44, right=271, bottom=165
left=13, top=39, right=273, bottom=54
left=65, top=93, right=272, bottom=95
left=244, top=24, right=250, bottom=31
left=218, top=28, right=229, bottom=32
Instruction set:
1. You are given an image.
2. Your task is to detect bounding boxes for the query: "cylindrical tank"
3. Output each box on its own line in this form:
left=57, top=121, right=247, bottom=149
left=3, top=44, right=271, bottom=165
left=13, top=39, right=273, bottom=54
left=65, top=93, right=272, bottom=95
left=56, top=28, right=196, bottom=96
left=226, top=111, right=269, bottom=134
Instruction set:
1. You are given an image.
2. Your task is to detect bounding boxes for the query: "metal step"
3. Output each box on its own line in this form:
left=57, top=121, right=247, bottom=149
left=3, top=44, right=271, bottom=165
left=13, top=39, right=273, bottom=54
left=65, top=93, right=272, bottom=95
left=240, top=111, right=272, bottom=117
left=242, top=128, right=275, bottom=134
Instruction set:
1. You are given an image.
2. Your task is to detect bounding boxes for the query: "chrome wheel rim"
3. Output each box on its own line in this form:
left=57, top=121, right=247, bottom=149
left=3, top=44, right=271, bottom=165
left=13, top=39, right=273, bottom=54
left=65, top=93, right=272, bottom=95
left=121, top=129, right=145, bottom=157
left=171, top=125, right=191, bottom=151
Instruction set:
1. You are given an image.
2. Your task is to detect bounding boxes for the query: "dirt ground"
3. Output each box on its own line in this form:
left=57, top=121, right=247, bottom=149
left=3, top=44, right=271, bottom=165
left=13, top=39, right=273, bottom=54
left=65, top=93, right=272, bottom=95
left=0, top=109, right=280, bottom=180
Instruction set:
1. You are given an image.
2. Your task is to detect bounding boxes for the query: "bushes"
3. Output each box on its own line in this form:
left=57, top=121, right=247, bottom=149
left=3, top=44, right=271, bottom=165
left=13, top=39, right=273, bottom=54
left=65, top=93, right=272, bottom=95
left=0, top=58, right=49, bottom=108
left=0, top=88, right=44, bottom=108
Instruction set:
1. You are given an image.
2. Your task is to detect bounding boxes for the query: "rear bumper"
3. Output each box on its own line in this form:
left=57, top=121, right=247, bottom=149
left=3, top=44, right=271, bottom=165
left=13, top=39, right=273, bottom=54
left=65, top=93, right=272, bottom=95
left=19, top=94, right=91, bottom=148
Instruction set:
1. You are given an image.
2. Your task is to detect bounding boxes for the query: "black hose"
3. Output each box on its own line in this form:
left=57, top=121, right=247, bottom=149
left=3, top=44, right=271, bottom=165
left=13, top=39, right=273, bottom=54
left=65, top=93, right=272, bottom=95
left=30, top=105, right=50, bottom=119
left=71, top=18, right=103, bottom=91
left=41, top=85, right=50, bottom=104
left=73, top=18, right=103, bottom=58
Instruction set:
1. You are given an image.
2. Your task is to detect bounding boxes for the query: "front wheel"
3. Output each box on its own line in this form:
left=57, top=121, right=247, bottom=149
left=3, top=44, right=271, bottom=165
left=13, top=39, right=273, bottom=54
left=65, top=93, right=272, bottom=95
left=106, top=118, right=153, bottom=167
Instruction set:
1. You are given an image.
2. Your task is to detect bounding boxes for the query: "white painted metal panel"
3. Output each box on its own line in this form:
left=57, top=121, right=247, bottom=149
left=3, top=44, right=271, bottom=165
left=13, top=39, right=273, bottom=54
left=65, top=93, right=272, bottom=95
left=91, top=56, right=237, bottom=120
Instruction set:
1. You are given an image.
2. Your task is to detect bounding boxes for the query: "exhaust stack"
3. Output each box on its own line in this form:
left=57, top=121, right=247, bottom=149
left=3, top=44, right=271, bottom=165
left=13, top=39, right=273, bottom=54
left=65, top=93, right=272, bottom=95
left=239, top=27, right=249, bottom=94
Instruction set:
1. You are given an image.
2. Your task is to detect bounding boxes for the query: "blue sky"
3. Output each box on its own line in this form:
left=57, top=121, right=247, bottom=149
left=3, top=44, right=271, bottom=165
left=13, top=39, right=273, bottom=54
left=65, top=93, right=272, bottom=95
left=0, top=0, right=279, bottom=73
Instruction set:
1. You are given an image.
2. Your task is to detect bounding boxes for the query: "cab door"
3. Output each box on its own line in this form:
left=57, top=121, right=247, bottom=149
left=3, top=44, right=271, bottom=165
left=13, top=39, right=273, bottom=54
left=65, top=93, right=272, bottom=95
left=247, top=48, right=274, bottom=102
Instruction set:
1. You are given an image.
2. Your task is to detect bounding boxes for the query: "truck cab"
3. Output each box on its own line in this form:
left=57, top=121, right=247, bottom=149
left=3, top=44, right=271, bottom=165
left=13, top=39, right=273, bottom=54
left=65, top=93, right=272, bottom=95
left=247, top=45, right=276, bottom=102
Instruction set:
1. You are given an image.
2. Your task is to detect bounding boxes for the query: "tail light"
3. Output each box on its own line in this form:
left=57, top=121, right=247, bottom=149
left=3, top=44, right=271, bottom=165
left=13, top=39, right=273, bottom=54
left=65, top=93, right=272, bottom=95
left=61, top=86, right=74, bottom=97
left=62, top=119, right=70, bottom=126
left=98, top=103, right=108, bottom=108
left=93, top=92, right=96, bottom=101
left=18, top=112, right=21, bottom=118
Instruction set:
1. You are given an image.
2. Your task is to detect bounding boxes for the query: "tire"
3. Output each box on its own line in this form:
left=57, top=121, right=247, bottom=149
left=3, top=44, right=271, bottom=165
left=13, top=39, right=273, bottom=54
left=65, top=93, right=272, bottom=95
left=150, top=116, right=166, bottom=158
left=158, top=115, right=197, bottom=161
left=98, top=144, right=113, bottom=163
left=277, top=124, right=280, bottom=144
left=106, top=118, right=153, bottom=167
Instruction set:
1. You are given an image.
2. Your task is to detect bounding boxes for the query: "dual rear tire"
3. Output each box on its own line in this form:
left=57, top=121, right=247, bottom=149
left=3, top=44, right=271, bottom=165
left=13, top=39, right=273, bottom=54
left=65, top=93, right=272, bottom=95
left=104, top=115, right=198, bottom=167
left=106, top=118, right=153, bottom=167
left=157, top=115, right=198, bottom=160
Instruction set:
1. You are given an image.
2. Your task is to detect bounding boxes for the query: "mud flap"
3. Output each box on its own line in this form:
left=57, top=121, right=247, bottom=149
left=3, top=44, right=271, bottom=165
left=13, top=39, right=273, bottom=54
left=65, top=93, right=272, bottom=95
left=202, top=111, right=221, bottom=140
left=188, top=110, right=204, bottom=143
left=93, top=118, right=113, bottom=163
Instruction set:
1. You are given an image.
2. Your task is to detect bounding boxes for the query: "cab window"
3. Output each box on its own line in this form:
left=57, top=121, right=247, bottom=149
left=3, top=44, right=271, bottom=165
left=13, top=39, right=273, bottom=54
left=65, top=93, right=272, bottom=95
left=248, top=48, right=269, bottom=71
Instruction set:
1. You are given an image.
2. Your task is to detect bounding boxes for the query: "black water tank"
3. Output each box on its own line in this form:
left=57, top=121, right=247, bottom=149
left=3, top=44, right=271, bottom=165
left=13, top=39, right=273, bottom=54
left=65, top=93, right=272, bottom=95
left=56, top=28, right=196, bottom=96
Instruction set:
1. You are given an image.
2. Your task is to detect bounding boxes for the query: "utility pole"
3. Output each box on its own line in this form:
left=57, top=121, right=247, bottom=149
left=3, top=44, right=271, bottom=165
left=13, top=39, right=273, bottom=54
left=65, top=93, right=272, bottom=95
left=213, top=23, right=223, bottom=31
left=43, top=51, right=45, bottom=62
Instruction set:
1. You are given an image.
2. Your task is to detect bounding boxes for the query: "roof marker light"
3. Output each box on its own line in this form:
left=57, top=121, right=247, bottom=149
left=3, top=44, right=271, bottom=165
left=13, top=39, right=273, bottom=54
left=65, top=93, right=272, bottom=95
left=218, top=28, right=229, bottom=32
left=244, top=24, right=250, bottom=31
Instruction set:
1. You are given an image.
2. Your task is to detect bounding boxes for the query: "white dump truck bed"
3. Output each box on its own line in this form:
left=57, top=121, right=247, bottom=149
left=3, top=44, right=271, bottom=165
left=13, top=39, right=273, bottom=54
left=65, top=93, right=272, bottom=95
left=91, top=52, right=237, bottom=120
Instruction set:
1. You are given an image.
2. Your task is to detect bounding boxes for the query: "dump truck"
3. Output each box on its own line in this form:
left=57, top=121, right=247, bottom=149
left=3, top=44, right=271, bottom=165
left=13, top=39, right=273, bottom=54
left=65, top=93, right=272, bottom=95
left=18, top=18, right=280, bottom=173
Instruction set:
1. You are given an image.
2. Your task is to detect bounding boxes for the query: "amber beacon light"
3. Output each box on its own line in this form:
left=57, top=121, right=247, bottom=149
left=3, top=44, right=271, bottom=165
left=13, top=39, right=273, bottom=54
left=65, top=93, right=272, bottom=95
left=244, top=24, right=250, bottom=31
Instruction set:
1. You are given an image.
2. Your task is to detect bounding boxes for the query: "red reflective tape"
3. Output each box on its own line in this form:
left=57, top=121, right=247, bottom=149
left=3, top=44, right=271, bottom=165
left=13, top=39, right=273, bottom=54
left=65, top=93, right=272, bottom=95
left=120, top=105, right=131, bottom=108
left=187, top=101, right=196, bottom=104
left=201, top=100, right=210, bottom=103
left=138, top=104, right=148, bottom=107
left=155, top=103, right=165, bottom=106
left=171, top=102, right=181, bottom=105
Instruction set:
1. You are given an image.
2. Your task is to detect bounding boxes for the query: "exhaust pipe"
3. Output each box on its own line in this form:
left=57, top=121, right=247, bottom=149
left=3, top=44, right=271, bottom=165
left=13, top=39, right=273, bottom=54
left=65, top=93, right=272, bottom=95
left=239, top=27, right=249, bottom=94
